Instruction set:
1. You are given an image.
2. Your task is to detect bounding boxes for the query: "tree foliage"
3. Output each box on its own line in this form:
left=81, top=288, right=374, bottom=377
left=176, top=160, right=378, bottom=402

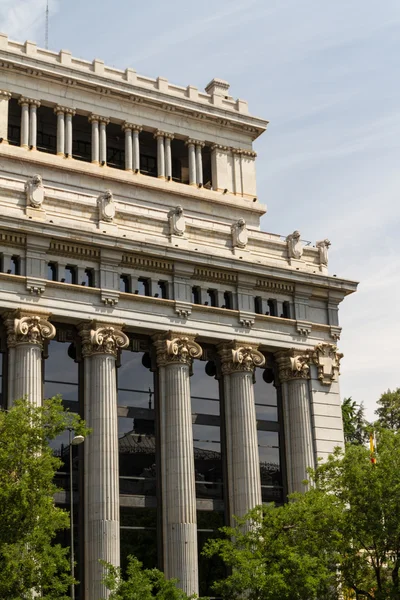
left=342, top=397, right=369, bottom=445
left=0, top=396, right=87, bottom=600
left=375, top=388, right=400, bottom=431
left=103, top=555, right=197, bottom=600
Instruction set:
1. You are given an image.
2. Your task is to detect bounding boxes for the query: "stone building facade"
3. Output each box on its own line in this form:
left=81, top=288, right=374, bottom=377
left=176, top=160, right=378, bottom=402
left=0, top=33, right=357, bottom=600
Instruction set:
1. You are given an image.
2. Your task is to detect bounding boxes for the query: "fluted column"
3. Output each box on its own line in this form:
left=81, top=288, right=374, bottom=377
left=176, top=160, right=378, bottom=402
left=186, top=139, right=196, bottom=185
left=89, top=115, right=100, bottom=164
left=99, top=117, right=109, bottom=165
left=132, top=125, right=141, bottom=172
left=79, top=322, right=129, bottom=600
left=4, top=311, right=55, bottom=408
left=122, top=122, right=133, bottom=171
left=153, top=332, right=202, bottom=597
left=195, top=142, right=204, bottom=186
left=19, top=97, right=30, bottom=148
left=275, top=349, right=314, bottom=494
left=55, top=106, right=65, bottom=156
left=65, top=108, right=75, bottom=158
left=164, top=133, right=174, bottom=180
left=0, top=90, right=12, bottom=143
left=29, top=100, right=40, bottom=150
left=218, top=342, right=265, bottom=523
left=155, top=130, right=165, bottom=178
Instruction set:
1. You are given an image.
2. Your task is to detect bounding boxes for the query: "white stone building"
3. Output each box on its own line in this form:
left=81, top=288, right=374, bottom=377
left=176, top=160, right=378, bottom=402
left=0, top=33, right=357, bottom=600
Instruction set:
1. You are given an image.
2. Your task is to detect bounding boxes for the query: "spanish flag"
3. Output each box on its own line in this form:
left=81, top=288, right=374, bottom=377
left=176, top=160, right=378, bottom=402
left=370, top=432, right=376, bottom=464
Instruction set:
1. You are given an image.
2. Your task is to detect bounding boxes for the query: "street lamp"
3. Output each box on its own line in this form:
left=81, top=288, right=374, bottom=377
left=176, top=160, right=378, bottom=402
left=68, top=428, right=85, bottom=600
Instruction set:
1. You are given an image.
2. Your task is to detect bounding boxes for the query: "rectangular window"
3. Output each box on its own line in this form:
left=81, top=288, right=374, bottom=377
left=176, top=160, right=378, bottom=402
left=47, top=262, right=58, bottom=281
left=206, top=289, right=217, bottom=307
left=192, top=286, right=201, bottom=304
left=223, top=291, right=233, bottom=309
left=254, top=296, right=263, bottom=314
left=83, top=268, right=95, bottom=287
left=155, top=281, right=168, bottom=299
left=137, top=277, right=150, bottom=296
left=10, top=255, right=21, bottom=275
left=267, top=299, right=277, bottom=317
left=63, top=265, right=77, bottom=285
left=120, top=274, right=130, bottom=293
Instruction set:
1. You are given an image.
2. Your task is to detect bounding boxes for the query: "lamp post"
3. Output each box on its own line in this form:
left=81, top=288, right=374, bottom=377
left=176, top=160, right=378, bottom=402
left=68, top=428, right=85, bottom=600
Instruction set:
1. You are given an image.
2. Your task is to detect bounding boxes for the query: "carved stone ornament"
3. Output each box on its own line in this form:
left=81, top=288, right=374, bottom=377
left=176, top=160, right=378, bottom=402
left=316, top=239, right=331, bottom=267
left=312, top=343, right=343, bottom=385
left=153, top=332, right=202, bottom=366
left=218, top=341, right=265, bottom=376
left=169, top=206, right=186, bottom=236
left=25, top=174, right=44, bottom=209
left=6, top=313, right=56, bottom=348
left=80, top=324, right=129, bottom=358
left=97, top=189, right=115, bottom=223
left=286, top=230, right=303, bottom=260
left=231, top=219, right=248, bottom=249
left=275, top=349, right=310, bottom=383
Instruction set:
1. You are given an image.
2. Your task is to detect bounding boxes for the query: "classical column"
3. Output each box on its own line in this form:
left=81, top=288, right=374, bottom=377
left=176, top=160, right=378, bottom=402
left=132, top=125, right=141, bottom=172
left=186, top=139, right=196, bottom=185
left=195, top=142, right=204, bottom=186
left=218, top=341, right=265, bottom=523
left=155, top=130, right=165, bottom=178
left=79, top=322, right=129, bottom=600
left=0, top=90, right=12, bottom=143
left=122, top=122, right=133, bottom=171
left=4, top=311, right=55, bottom=408
left=55, top=106, right=65, bottom=156
left=65, top=108, right=75, bottom=158
left=89, top=115, right=100, bottom=164
left=275, top=349, right=315, bottom=494
left=29, top=100, right=40, bottom=150
left=164, top=133, right=174, bottom=180
left=153, top=332, right=202, bottom=597
left=19, top=97, right=30, bottom=148
left=99, top=117, right=109, bottom=165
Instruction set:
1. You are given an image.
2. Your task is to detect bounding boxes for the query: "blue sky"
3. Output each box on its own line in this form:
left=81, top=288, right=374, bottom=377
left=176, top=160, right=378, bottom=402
left=2, top=0, right=400, bottom=419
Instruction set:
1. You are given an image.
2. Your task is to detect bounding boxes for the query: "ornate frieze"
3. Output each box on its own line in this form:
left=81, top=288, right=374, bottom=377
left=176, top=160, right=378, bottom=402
left=25, top=174, right=44, bottom=209
left=275, top=349, right=310, bottom=383
left=218, top=341, right=265, bottom=375
left=153, top=332, right=202, bottom=366
left=5, top=312, right=55, bottom=348
left=312, top=343, right=343, bottom=385
left=79, top=322, right=129, bottom=358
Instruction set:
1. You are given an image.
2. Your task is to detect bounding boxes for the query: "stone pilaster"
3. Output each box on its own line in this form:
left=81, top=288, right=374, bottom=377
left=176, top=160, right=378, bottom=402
left=275, top=348, right=314, bottom=494
left=4, top=310, right=55, bottom=407
left=218, top=341, right=265, bottom=523
left=0, top=90, right=12, bottom=142
left=79, top=321, right=129, bottom=600
left=153, top=331, right=202, bottom=598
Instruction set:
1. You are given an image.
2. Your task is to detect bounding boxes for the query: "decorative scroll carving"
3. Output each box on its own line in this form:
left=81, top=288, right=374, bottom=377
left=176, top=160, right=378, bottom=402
left=97, top=189, right=115, bottom=222
left=218, top=341, right=265, bottom=375
left=169, top=206, right=186, bottom=236
left=25, top=174, right=44, bottom=209
left=153, top=332, right=202, bottom=366
left=6, top=312, right=55, bottom=348
left=275, top=349, right=310, bottom=383
left=231, top=219, right=248, bottom=249
left=316, top=239, right=331, bottom=268
left=312, top=343, right=343, bottom=385
left=80, top=323, right=129, bottom=358
left=286, top=230, right=303, bottom=260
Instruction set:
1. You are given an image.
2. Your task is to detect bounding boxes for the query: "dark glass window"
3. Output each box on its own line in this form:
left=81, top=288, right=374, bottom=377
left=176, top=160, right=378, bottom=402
left=120, top=507, right=157, bottom=571
left=44, top=337, right=79, bottom=411
left=47, top=262, right=57, bottom=281
left=120, top=275, right=130, bottom=293
left=63, top=265, right=77, bottom=285
left=137, top=277, right=150, bottom=296
left=140, top=155, right=157, bottom=178
left=223, top=291, right=233, bottom=309
left=267, top=299, right=277, bottom=317
left=82, top=268, right=95, bottom=287
left=254, top=296, right=262, bottom=314
left=206, top=289, right=217, bottom=307
left=197, top=510, right=225, bottom=598
left=282, top=301, right=291, bottom=319
left=7, top=98, right=21, bottom=146
left=155, top=281, right=168, bottom=299
left=10, top=255, right=20, bottom=275
left=192, top=286, right=201, bottom=304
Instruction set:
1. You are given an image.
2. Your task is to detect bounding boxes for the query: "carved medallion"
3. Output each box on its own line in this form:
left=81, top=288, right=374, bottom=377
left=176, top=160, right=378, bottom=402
left=231, top=219, right=248, bottom=249
left=312, top=343, right=343, bottom=385
left=25, top=174, right=44, bottom=209
left=97, top=190, right=115, bottom=223
left=169, top=206, right=186, bottom=236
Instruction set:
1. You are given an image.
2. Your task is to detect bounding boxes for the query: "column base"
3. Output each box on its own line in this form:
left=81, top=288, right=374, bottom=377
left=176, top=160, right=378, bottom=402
left=91, top=160, right=99, bottom=165
left=57, top=151, right=65, bottom=157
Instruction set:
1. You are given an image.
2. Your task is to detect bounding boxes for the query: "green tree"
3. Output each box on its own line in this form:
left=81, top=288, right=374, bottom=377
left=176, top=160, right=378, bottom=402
left=375, top=388, right=400, bottom=430
left=203, top=489, right=343, bottom=600
left=0, top=396, right=87, bottom=600
left=103, top=555, right=197, bottom=599
left=342, top=397, right=369, bottom=445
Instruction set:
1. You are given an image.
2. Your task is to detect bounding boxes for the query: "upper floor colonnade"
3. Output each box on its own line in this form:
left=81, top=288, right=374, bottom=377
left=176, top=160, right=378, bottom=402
left=2, top=308, right=343, bottom=599
left=0, top=92, right=258, bottom=198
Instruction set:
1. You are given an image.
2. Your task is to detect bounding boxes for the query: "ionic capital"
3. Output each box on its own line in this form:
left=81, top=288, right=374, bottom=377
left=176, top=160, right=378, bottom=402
left=5, top=310, right=55, bottom=348
left=54, top=105, right=76, bottom=116
left=0, top=90, right=11, bottom=100
left=122, top=122, right=143, bottom=133
left=312, top=343, right=343, bottom=385
left=79, top=321, right=129, bottom=358
left=153, top=331, right=202, bottom=367
left=154, top=129, right=173, bottom=139
left=99, top=116, right=110, bottom=125
left=218, top=341, right=265, bottom=375
left=186, top=138, right=204, bottom=147
left=275, top=348, right=310, bottom=383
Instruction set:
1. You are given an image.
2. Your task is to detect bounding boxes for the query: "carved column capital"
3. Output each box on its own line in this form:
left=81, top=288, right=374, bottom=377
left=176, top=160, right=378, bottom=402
left=218, top=341, right=265, bottom=375
left=79, top=321, right=129, bottom=358
left=312, top=343, right=343, bottom=385
left=153, top=331, right=202, bottom=367
left=5, top=310, right=55, bottom=348
left=275, top=348, right=311, bottom=383
left=0, top=90, right=11, bottom=100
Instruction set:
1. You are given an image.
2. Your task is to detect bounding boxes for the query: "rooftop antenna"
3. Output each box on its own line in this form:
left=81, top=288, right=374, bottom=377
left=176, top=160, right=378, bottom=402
left=45, top=0, right=49, bottom=49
